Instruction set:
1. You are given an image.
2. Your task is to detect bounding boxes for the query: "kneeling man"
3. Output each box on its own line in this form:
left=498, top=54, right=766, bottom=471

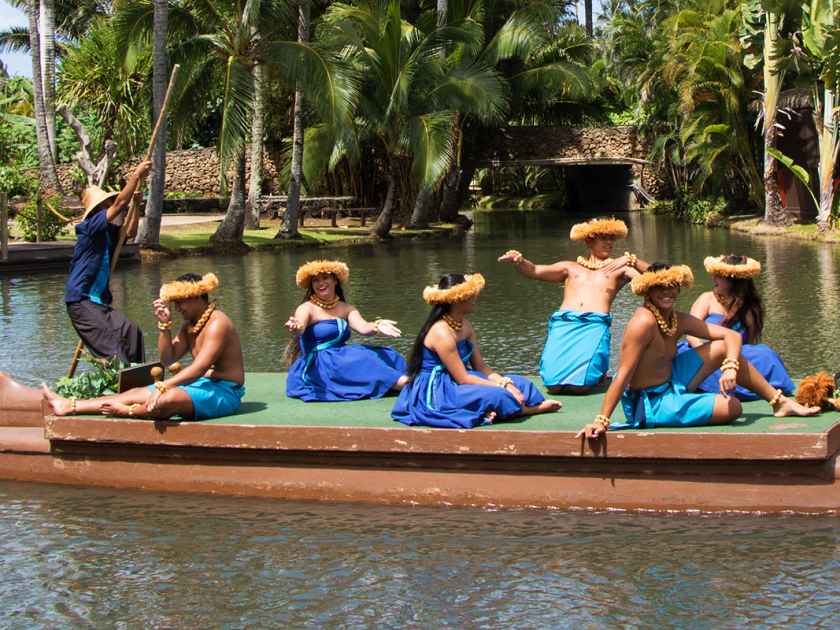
left=577, top=263, right=818, bottom=438
left=44, top=272, right=245, bottom=420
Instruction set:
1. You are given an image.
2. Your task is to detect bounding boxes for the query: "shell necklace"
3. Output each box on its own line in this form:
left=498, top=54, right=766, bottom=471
left=577, top=256, right=613, bottom=270
left=309, top=294, right=340, bottom=310
left=190, top=300, right=217, bottom=335
left=442, top=314, right=463, bottom=332
left=645, top=300, right=678, bottom=337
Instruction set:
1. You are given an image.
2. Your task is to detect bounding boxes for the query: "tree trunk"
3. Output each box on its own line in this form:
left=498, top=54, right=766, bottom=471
left=246, top=61, right=265, bottom=229
left=440, top=161, right=476, bottom=222
left=817, top=88, right=836, bottom=230
left=584, top=0, right=593, bottom=38
left=409, top=184, right=436, bottom=227
left=372, top=159, right=398, bottom=238
left=762, top=10, right=789, bottom=225
left=27, top=1, right=60, bottom=194
left=276, top=0, right=310, bottom=239
left=211, top=150, right=247, bottom=248
left=138, top=0, right=169, bottom=248
left=41, top=0, right=56, bottom=160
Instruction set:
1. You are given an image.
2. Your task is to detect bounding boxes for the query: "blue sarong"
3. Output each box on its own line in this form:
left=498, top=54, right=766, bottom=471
left=676, top=314, right=793, bottom=401
left=149, top=377, right=245, bottom=420
left=613, top=348, right=716, bottom=430
left=539, top=310, right=611, bottom=387
left=391, top=340, right=545, bottom=429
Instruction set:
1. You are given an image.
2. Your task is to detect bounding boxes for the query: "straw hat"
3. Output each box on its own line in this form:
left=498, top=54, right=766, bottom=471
left=703, top=255, right=761, bottom=279
left=160, top=273, right=220, bottom=301
left=81, top=186, right=119, bottom=221
left=295, top=260, right=350, bottom=288
left=631, top=265, right=694, bottom=295
left=569, top=217, right=628, bottom=241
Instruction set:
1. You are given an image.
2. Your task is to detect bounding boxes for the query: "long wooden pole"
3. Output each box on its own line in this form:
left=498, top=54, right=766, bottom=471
left=67, top=65, right=180, bottom=379
left=0, top=193, right=8, bottom=262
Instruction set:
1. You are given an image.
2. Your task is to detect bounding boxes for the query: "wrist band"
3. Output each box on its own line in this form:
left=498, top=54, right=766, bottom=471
left=624, top=251, right=637, bottom=268
left=158, top=320, right=173, bottom=331
left=154, top=381, right=169, bottom=393
left=721, top=358, right=740, bottom=373
left=593, top=414, right=611, bottom=429
left=70, top=398, right=77, bottom=414
left=128, top=403, right=141, bottom=417
left=498, top=377, right=514, bottom=389
left=769, top=389, right=784, bottom=407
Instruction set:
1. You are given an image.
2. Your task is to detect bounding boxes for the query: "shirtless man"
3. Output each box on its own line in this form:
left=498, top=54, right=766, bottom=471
left=498, top=217, right=649, bottom=394
left=43, top=272, right=245, bottom=421
left=576, top=263, right=819, bottom=438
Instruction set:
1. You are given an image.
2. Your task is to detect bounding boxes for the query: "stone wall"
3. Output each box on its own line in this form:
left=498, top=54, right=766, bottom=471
left=474, top=125, right=668, bottom=198
left=55, top=146, right=281, bottom=196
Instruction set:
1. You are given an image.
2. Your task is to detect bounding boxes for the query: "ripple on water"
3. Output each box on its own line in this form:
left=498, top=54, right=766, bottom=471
left=0, top=482, right=838, bottom=627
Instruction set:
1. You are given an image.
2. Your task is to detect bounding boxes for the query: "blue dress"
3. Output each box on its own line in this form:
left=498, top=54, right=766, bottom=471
left=391, top=339, right=546, bottom=429
left=286, top=319, right=407, bottom=402
left=676, top=313, right=794, bottom=401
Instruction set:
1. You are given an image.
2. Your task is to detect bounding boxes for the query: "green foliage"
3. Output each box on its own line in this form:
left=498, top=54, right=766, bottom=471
left=671, top=195, right=728, bottom=225
left=0, top=165, right=37, bottom=197
left=54, top=354, right=126, bottom=399
left=15, top=194, right=68, bottom=242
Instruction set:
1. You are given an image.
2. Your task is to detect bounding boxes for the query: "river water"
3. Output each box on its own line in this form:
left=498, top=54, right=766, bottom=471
left=1, top=212, right=839, bottom=625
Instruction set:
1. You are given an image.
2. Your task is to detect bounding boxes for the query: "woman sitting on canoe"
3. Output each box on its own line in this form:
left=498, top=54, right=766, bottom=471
left=391, top=273, right=561, bottom=428
left=285, top=260, right=408, bottom=401
left=677, top=254, right=794, bottom=400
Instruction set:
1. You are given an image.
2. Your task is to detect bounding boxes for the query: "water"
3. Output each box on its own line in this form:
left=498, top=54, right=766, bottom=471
left=2, top=212, right=840, bottom=625
left=0, top=481, right=837, bottom=628
left=3, top=212, right=840, bottom=385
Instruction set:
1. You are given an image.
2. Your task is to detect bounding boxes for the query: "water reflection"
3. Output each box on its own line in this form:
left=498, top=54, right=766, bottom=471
left=3, top=213, right=840, bottom=384
left=0, top=481, right=837, bottom=627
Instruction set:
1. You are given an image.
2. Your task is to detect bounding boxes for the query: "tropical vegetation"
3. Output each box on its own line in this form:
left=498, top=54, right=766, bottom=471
left=5, top=0, right=840, bottom=248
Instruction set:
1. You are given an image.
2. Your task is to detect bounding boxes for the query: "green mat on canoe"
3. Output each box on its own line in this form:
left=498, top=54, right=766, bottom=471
left=188, top=373, right=838, bottom=434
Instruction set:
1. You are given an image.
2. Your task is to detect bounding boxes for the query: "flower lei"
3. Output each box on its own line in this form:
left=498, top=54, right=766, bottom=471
left=576, top=256, right=613, bottom=270
left=190, top=300, right=217, bottom=335
left=644, top=300, right=678, bottom=337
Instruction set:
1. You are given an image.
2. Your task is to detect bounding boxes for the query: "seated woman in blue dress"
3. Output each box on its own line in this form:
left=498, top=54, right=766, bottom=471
left=392, top=273, right=561, bottom=428
left=285, top=259, right=408, bottom=401
left=677, top=254, right=794, bottom=401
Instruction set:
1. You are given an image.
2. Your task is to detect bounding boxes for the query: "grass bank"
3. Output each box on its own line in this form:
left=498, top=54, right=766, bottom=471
left=474, top=192, right=565, bottom=211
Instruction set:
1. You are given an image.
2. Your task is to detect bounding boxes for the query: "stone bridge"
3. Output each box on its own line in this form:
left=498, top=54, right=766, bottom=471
left=474, top=126, right=666, bottom=210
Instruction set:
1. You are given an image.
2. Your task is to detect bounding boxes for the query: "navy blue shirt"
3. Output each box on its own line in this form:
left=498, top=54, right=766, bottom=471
left=64, top=210, right=121, bottom=304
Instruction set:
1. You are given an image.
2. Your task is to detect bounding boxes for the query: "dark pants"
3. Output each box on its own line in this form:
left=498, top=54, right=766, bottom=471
left=67, top=300, right=145, bottom=364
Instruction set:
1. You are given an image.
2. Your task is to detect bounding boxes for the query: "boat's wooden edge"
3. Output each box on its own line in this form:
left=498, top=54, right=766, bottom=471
left=43, top=415, right=840, bottom=461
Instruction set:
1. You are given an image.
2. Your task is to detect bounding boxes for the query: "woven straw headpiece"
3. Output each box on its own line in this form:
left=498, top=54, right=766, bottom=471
left=631, top=265, right=694, bottom=295
left=160, top=273, right=220, bottom=301
left=703, top=255, right=761, bottom=279
left=423, top=273, right=485, bottom=305
left=569, top=217, right=628, bottom=241
left=295, top=260, right=350, bottom=288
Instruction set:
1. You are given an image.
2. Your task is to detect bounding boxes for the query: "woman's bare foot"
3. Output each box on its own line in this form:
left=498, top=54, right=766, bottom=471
left=538, top=399, right=562, bottom=413
left=773, top=396, right=820, bottom=418
left=40, top=384, right=74, bottom=416
left=393, top=375, right=409, bottom=391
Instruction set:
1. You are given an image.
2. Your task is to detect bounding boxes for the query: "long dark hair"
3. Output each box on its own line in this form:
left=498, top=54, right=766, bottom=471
left=405, top=274, right=466, bottom=380
left=283, top=276, right=347, bottom=366
left=717, top=255, right=764, bottom=343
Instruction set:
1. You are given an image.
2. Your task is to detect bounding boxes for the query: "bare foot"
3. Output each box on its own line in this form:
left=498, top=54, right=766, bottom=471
left=100, top=400, right=135, bottom=418
left=773, top=396, right=820, bottom=418
left=538, top=399, right=562, bottom=413
left=484, top=411, right=497, bottom=424
left=40, top=384, right=74, bottom=416
left=393, top=375, right=409, bottom=391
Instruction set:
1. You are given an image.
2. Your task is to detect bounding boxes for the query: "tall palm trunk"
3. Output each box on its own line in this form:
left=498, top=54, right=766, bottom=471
left=584, top=0, right=594, bottom=37
left=817, top=88, right=837, bottom=230
left=246, top=61, right=265, bottom=229
left=277, top=0, right=310, bottom=239
left=138, top=0, right=169, bottom=247
left=211, top=149, right=247, bottom=248
left=41, top=0, right=56, bottom=160
left=763, top=10, right=788, bottom=225
left=372, top=158, right=398, bottom=238
left=27, top=1, right=60, bottom=193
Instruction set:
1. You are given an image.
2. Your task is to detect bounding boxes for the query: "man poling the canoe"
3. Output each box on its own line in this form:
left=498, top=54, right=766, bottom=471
left=43, top=272, right=246, bottom=421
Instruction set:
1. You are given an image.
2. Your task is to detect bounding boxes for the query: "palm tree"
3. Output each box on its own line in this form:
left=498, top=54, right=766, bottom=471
left=245, top=59, right=265, bottom=229
left=137, top=0, right=169, bottom=247
left=116, top=0, right=356, bottom=249
left=312, top=0, right=508, bottom=238
left=41, top=0, right=57, bottom=159
left=25, top=0, right=61, bottom=193
left=278, top=0, right=310, bottom=239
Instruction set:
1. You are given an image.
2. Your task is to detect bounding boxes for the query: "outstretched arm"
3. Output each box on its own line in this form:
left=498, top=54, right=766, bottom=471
left=346, top=307, right=401, bottom=338
left=106, top=161, right=151, bottom=222
left=498, top=250, right=570, bottom=283
left=285, top=303, right=311, bottom=336
left=576, top=313, right=654, bottom=438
